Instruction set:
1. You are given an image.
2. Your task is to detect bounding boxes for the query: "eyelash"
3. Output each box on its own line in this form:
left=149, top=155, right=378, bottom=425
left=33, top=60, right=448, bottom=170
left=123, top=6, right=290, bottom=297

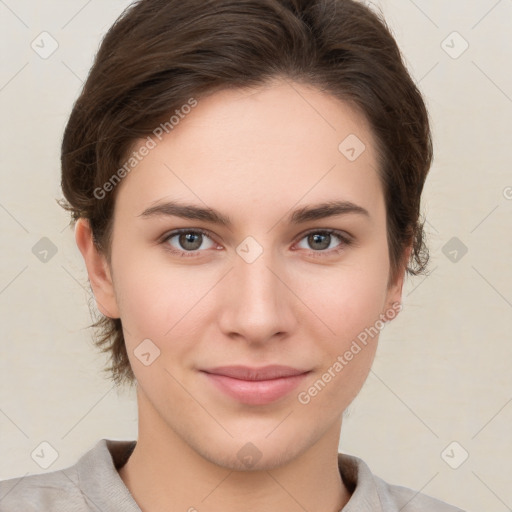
left=160, top=228, right=353, bottom=259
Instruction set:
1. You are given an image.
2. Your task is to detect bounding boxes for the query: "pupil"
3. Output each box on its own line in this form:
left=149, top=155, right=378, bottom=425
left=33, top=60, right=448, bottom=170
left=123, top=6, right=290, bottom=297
left=311, top=233, right=329, bottom=250
left=181, top=233, right=201, bottom=250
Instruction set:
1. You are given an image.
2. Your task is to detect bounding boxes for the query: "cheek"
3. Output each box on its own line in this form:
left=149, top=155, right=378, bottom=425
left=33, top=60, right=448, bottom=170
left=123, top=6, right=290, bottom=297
left=299, top=343, right=377, bottom=414
left=110, top=248, right=177, bottom=337
left=295, top=273, right=385, bottom=411
left=292, top=254, right=389, bottom=403
left=112, top=224, right=390, bottom=354
left=111, top=250, right=217, bottom=356
left=295, top=257, right=389, bottom=342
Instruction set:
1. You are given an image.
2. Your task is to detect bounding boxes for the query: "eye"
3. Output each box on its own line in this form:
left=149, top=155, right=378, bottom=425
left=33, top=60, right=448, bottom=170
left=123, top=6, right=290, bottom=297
left=160, top=228, right=352, bottom=258
left=295, top=229, right=352, bottom=257
left=161, top=229, right=217, bottom=257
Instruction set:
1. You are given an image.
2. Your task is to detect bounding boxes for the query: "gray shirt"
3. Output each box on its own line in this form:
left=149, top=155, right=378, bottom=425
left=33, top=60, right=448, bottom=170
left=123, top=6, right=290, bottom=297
left=0, top=439, right=465, bottom=511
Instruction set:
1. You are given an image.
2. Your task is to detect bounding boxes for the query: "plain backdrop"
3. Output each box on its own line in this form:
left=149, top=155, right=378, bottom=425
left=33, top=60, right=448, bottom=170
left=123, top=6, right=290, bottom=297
left=0, top=1, right=511, bottom=511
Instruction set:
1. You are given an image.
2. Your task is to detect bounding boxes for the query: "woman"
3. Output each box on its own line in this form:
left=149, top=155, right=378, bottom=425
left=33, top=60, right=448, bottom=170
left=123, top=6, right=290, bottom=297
left=0, top=0, right=465, bottom=510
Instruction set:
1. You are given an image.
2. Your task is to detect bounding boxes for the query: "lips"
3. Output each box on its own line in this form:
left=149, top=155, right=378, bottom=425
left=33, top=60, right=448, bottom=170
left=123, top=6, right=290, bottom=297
left=202, top=365, right=310, bottom=381
left=200, top=365, right=311, bottom=405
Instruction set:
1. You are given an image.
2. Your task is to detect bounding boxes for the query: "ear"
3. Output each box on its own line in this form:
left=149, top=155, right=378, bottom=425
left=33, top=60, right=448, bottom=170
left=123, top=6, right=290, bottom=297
left=381, top=244, right=412, bottom=321
left=74, top=218, right=120, bottom=319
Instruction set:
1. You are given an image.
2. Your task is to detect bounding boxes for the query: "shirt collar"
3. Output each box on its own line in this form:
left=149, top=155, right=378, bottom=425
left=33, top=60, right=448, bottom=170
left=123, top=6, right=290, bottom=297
left=77, top=439, right=384, bottom=511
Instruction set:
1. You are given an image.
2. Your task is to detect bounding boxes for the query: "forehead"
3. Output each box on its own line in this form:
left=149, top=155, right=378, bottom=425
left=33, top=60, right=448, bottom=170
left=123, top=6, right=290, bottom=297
left=113, top=79, right=384, bottom=223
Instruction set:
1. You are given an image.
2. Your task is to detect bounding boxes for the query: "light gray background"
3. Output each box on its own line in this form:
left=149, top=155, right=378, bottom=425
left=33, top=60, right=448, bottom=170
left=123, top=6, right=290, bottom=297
left=1, top=1, right=511, bottom=511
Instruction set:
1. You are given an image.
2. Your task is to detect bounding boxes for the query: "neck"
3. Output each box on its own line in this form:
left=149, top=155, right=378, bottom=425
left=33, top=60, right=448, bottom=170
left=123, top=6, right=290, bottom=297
left=118, top=389, right=351, bottom=512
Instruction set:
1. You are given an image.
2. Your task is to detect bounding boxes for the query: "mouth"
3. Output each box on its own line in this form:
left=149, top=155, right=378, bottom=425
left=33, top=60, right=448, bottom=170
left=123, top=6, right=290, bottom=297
left=200, top=365, right=312, bottom=405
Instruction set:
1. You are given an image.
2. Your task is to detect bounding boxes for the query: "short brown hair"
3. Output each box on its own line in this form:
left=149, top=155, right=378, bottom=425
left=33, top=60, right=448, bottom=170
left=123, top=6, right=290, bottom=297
left=59, top=0, right=433, bottom=388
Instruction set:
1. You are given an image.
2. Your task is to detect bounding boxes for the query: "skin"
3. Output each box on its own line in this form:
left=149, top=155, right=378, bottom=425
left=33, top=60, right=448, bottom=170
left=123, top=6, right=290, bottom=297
left=75, top=78, right=409, bottom=512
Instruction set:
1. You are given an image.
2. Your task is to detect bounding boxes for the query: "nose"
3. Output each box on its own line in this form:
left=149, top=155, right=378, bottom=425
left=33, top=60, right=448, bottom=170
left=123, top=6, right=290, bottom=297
left=217, top=241, right=296, bottom=345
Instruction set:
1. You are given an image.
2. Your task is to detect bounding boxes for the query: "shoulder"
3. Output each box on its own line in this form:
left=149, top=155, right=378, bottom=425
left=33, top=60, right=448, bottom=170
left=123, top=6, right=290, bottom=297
left=338, top=453, right=466, bottom=512
left=0, top=465, right=85, bottom=512
left=373, top=474, right=466, bottom=512
left=0, top=439, right=137, bottom=512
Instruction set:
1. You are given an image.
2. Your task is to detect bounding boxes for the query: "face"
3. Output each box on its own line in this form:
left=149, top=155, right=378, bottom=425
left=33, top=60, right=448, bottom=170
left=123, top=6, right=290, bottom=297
left=81, top=78, right=405, bottom=471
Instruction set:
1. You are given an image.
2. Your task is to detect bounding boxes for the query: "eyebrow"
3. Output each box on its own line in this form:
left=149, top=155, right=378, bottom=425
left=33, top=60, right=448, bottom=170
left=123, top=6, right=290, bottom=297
left=138, top=199, right=370, bottom=226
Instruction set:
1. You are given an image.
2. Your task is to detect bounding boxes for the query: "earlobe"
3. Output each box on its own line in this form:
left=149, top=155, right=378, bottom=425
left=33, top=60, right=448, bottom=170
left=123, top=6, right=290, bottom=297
left=382, top=278, right=404, bottom=322
left=382, top=245, right=412, bottom=321
left=74, top=218, right=120, bottom=319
